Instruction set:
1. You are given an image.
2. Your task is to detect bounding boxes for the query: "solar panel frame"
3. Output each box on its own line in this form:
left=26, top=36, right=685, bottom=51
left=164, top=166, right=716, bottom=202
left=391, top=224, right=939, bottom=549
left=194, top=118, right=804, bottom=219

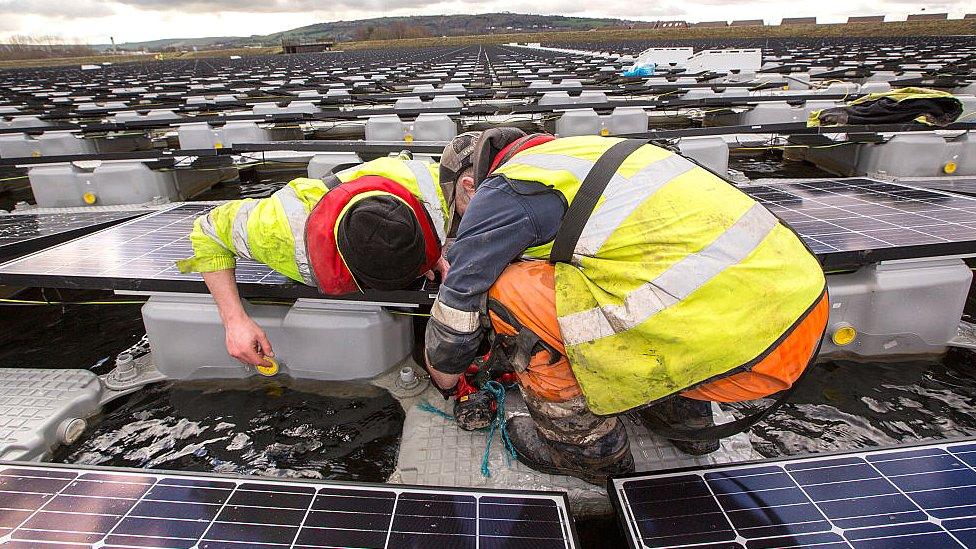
left=609, top=436, right=976, bottom=549
left=0, top=460, right=580, bottom=549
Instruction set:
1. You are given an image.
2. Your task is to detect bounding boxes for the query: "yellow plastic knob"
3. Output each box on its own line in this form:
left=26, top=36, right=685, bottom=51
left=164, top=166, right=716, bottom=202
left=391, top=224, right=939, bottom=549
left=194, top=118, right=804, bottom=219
left=944, top=161, right=957, bottom=175
left=832, top=326, right=857, bottom=346
left=82, top=192, right=97, bottom=205
left=257, top=356, right=279, bottom=377
left=404, top=133, right=414, bottom=143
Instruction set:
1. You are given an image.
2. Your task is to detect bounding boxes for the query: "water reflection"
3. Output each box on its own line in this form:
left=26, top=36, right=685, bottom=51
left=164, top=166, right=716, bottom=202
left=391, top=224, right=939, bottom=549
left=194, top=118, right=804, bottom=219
left=729, top=351, right=976, bottom=457
left=53, top=377, right=405, bottom=481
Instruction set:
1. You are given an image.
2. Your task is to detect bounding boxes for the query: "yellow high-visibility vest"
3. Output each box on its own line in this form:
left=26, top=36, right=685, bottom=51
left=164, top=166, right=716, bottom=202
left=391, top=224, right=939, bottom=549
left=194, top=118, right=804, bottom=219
left=178, top=157, right=444, bottom=285
left=491, top=136, right=826, bottom=415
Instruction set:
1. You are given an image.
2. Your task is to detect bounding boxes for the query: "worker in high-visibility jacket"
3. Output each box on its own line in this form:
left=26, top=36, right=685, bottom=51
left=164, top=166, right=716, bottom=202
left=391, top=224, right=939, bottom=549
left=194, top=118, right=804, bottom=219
left=425, top=129, right=829, bottom=485
left=177, top=155, right=449, bottom=368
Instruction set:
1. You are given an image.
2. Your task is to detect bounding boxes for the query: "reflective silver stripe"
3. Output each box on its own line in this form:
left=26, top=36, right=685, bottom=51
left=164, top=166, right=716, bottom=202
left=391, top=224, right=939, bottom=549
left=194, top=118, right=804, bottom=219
left=576, top=154, right=694, bottom=256
left=230, top=201, right=258, bottom=260
left=499, top=151, right=695, bottom=258
left=197, top=211, right=228, bottom=251
left=405, top=160, right=446, bottom=242
left=431, top=298, right=480, bottom=333
left=275, top=185, right=316, bottom=285
left=560, top=204, right=779, bottom=346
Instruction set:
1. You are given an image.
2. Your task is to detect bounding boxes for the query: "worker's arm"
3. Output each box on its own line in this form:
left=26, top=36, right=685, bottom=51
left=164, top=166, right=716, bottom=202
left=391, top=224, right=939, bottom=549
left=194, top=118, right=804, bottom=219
left=424, top=176, right=563, bottom=381
left=175, top=204, right=244, bottom=275
left=202, top=269, right=273, bottom=367
left=424, top=350, right=462, bottom=393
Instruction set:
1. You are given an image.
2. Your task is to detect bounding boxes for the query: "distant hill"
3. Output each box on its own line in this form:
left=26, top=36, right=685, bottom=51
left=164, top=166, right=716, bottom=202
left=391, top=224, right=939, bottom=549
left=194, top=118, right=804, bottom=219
left=96, top=36, right=245, bottom=52
left=112, top=13, right=646, bottom=50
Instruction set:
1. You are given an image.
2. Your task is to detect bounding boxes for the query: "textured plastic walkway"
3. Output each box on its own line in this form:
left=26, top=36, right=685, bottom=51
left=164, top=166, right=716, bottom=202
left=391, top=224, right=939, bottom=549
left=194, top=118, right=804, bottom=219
left=0, top=368, right=101, bottom=461
left=393, top=382, right=758, bottom=516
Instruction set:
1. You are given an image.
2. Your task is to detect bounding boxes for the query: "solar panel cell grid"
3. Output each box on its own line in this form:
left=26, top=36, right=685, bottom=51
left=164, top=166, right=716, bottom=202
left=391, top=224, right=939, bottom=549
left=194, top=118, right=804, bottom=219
left=0, top=212, right=141, bottom=246
left=0, top=203, right=289, bottom=286
left=0, top=210, right=146, bottom=261
left=748, top=179, right=976, bottom=264
left=0, top=463, right=577, bottom=548
left=612, top=440, right=976, bottom=548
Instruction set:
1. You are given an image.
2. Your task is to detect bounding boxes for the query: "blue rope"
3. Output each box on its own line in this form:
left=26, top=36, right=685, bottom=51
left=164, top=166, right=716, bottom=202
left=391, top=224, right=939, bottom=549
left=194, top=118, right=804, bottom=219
left=480, top=381, right=517, bottom=477
left=417, top=400, right=455, bottom=421
left=416, top=381, right=517, bottom=478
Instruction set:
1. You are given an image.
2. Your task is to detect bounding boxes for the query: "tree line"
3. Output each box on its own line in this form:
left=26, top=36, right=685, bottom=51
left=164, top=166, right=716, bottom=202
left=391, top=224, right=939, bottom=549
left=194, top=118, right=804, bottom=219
left=352, top=23, right=432, bottom=41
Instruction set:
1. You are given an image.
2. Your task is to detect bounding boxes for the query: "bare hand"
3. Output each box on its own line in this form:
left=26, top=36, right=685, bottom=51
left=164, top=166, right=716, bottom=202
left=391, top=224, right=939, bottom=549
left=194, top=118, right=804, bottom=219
left=224, top=315, right=274, bottom=367
left=425, top=255, right=450, bottom=281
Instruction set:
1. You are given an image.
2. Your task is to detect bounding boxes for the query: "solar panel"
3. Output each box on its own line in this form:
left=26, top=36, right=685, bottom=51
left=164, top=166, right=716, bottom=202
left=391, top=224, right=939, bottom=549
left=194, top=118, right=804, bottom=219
left=744, top=178, right=976, bottom=269
left=610, top=438, right=976, bottom=549
left=0, top=178, right=974, bottom=297
left=0, top=462, right=578, bottom=548
left=0, top=210, right=146, bottom=262
left=0, top=203, right=436, bottom=304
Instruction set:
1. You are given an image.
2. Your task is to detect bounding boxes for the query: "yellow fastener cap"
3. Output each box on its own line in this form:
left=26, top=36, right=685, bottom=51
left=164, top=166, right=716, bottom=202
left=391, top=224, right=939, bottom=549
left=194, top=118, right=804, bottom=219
left=599, top=128, right=610, bottom=136
left=944, top=161, right=957, bottom=175
left=832, top=326, right=857, bottom=346
left=82, top=192, right=97, bottom=205
left=404, top=133, right=414, bottom=143
left=214, top=142, right=223, bottom=149
left=256, top=356, right=279, bottom=377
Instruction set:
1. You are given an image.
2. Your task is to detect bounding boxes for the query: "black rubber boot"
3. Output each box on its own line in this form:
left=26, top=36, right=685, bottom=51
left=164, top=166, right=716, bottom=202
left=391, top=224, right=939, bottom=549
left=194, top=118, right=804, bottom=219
left=637, top=396, right=721, bottom=456
left=505, top=415, right=634, bottom=486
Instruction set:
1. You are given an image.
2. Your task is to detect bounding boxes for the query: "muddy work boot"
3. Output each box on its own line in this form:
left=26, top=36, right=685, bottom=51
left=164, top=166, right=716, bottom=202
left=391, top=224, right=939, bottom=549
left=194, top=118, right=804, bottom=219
left=637, top=396, right=721, bottom=456
left=505, top=415, right=634, bottom=486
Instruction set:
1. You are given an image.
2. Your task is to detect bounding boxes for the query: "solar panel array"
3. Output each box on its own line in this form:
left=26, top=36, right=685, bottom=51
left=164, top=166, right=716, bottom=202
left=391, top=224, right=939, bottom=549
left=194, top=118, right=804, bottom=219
left=747, top=178, right=976, bottom=268
left=611, top=439, right=976, bottom=549
left=0, top=203, right=288, bottom=283
left=0, top=462, right=577, bottom=548
left=0, top=179, right=974, bottom=294
left=0, top=210, right=146, bottom=261
left=0, top=202, right=436, bottom=302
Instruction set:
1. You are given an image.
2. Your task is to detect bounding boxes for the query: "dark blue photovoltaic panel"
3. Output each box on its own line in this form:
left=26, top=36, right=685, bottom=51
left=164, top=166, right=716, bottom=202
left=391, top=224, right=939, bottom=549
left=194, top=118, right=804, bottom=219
left=2, top=179, right=975, bottom=297
left=0, top=202, right=436, bottom=303
left=611, top=439, right=976, bottom=548
left=743, top=178, right=976, bottom=268
left=0, top=462, right=577, bottom=548
left=0, top=203, right=288, bottom=285
left=0, top=209, right=146, bottom=261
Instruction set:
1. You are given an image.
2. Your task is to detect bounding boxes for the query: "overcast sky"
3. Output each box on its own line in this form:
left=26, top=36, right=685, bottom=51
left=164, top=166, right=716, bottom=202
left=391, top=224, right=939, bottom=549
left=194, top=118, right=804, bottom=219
left=0, top=0, right=969, bottom=44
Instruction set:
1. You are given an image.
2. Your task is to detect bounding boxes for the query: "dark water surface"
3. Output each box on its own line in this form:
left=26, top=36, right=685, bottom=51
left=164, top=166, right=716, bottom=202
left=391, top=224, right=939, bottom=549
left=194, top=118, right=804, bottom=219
left=51, top=378, right=405, bottom=480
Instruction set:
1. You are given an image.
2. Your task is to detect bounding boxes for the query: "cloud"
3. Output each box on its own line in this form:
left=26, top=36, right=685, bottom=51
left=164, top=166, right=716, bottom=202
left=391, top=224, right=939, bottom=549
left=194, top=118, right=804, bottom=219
left=110, top=0, right=438, bottom=13
left=0, top=0, right=115, bottom=18
left=0, top=0, right=973, bottom=43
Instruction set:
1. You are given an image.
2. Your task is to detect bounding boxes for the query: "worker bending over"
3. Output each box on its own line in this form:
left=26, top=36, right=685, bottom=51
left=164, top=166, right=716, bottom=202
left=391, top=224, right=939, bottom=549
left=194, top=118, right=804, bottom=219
left=426, top=130, right=829, bottom=485
left=177, top=155, right=448, bottom=367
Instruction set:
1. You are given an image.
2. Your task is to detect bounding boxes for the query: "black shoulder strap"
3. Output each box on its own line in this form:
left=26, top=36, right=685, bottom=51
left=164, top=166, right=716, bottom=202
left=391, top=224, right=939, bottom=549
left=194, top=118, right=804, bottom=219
left=549, top=139, right=647, bottom=264
left=322, top=174, right=342, bottom=190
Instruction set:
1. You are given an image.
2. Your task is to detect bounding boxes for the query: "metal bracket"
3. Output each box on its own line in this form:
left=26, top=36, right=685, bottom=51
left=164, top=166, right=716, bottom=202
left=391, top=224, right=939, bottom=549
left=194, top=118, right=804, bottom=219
left=98, top=353, right=167, bottom=406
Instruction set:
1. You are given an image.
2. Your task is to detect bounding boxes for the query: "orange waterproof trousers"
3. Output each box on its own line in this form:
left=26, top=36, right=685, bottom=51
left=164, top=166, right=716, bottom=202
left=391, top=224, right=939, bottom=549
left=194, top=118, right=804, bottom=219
left=487, top=261, right=829, bottom=405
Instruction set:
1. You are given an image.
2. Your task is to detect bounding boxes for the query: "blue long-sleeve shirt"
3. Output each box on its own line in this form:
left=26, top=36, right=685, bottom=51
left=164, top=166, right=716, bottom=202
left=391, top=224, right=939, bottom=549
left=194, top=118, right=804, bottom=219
left=426, top=174, right=565, bottom=375
left=440, top=175, right=565, bottom=312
